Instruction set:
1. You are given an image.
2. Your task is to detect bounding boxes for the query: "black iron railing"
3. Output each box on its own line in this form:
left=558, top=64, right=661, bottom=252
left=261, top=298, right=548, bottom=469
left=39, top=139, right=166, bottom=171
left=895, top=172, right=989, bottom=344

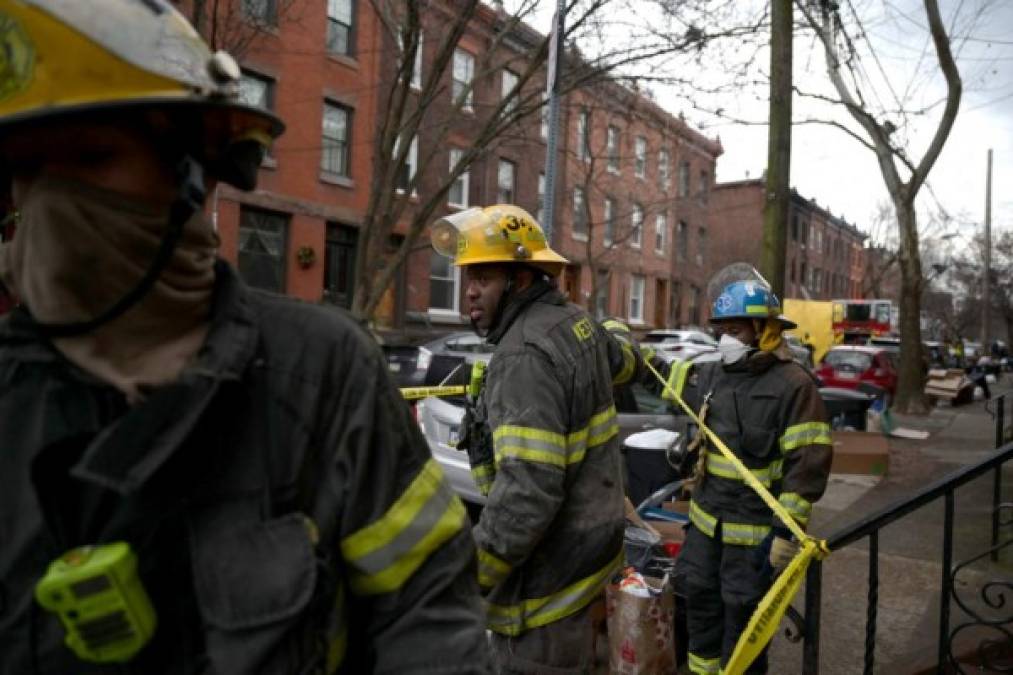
left=800, top=392, right=1013, bottom=674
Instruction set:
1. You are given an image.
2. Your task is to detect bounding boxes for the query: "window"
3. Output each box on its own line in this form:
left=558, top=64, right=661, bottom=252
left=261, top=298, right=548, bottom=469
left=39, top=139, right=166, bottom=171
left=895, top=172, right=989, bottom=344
left=501, top=70, right=518, bottom=113
left=634, top=137, right=646, bottom=178
left=800, top=262, right=808, bottom=288
left=497, top=159, right=515, bottom=203
left=537, top=172, right=546, bottom=224
left=654, top=213, right=667, bottom=254
left=572, top=186, right=587, bottom=238
left=323, top=223, right=357, bottom=308
left=698, top=170, right=709, bottom=202
left=399, top=30, right=422, bottom=89
left=676, top=220, right=687, bottom=261
left=603, top=197, right=615, bottom=246
left=394, top=134, right=418, bottom=193
left=678, top=161, right=690, bottom=197
left=239, top=207, right=288, bottom=292
left=791, top=213, right=799, bottom=241
left=452, top=49, right=474, bottom=110
left=577, top=109, right=590, bottom=161
left=629, top=274, right=645, bottom=323
left=689, top=285, right=701, bottom=325
left=321, top=102, right=351, bottom=176
left=326, top=0, right=354, bottom=56
left=239, top=71, right=274, bottom=110
left=658, top=149, right=670, bottom=188
left=595, top=269, right=610, bottom=320
left=697, top=227, right=706, bottom=265
left=243, top=0, right=276, bottom=25
left=606, top=125, right=620, bottom=173
left=448, top=148, right=469, bottom=208
left=429, top=250, right=460, bottom=313
left=630, top=203, right=643, bottom=248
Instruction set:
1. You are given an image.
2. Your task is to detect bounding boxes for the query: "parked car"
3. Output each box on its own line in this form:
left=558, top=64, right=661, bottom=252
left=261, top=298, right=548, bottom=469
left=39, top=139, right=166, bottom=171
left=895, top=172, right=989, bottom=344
left=418, top=372, right=686, bottom=505
left=815, top=345, right=898, bottom=398
left=382, top=331, right=495, bottom=387
left=641, top=329, right=718, bottom=361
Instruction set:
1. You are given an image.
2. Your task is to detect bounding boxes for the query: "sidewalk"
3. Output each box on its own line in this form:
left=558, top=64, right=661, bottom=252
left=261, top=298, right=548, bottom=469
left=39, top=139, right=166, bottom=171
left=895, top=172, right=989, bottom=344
left=768, top=381, right=1013, bottom=673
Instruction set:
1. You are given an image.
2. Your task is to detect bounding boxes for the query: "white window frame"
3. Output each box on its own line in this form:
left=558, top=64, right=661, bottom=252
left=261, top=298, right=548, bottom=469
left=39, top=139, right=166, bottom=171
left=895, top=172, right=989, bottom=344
left=577, top=109, right=590, bottom=161
left=394, top=134, right=418, bottom=195
left=452, top=48, right=474, bottom=111
left=326, top=0, right=354, bottom=56
left=630, top=203, right=643, bottom=249
left=606, top=125, right=619, bottom=174
left=400, top=30, right=422, bottom=90
left=448, top=148, right=469, bottom=209
left=634, top=136, right=647, bottom=178
left=321, top=101, right=351, bottom=176
left=428, top=251, right=461, bottom=315
left=497, top=158, right=515, bottom=203
left=697, top=227, right=706, bottom=265
left=540, top=95, right=549, bottom=140
left=658, top=149, right=670, bottom=189
left=655, top=213, right=667, bottom=255
left=572, top=186, right=587, bottom=240
left=537, top=172, right=546, bottom=224
left=629, top=274, right=645, bottom=324
left=678, top=160, right=690, bottom=197
left=603, top=197, right=615, bottom=246
left=501, top=69, right=518, bottom=113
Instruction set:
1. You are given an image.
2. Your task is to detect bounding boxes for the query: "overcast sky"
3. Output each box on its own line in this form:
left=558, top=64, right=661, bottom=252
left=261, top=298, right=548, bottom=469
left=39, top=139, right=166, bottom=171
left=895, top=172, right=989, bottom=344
left=510, top=0, right=1012, bottom=247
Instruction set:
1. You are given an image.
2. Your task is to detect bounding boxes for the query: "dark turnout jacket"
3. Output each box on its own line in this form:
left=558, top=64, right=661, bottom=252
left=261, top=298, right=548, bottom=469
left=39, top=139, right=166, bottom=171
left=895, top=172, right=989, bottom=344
left=472, top=282, right=637, bottom=636
left=664, top=348, right=833, bottom=544
left=0, top=262, right=489, bottom=674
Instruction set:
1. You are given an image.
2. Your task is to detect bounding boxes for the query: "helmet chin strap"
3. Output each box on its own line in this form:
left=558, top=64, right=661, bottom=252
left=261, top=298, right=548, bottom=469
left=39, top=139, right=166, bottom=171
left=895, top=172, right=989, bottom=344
left=32, top=156, right=206, bottom=338
left=472, top=269, right=516, bottom=338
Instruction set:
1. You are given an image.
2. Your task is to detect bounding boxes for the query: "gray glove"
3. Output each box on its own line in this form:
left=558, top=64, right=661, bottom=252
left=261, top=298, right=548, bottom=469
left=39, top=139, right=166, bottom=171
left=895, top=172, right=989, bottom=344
left=769, top=536, right=798, bottom=570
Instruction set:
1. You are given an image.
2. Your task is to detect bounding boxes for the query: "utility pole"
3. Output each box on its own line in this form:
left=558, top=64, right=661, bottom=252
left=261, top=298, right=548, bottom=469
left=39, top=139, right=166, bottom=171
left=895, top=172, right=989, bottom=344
left=983, top=148, right=993, bottom=346
left=541, top=0, right=566, bottom=243
left=760, top=0, right=792, bottom=297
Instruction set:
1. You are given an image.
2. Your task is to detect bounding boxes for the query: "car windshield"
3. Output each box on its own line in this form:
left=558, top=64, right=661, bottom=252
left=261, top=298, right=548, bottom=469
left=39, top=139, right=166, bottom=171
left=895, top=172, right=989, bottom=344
left=825, top=350, right=873, bottom=371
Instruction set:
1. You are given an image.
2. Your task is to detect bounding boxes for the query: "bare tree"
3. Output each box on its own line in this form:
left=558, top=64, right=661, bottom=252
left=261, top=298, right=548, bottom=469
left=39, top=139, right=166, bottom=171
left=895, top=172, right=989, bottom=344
left=187, top=0, right=302, bottom=58
left=794, top=0, right=963, bottom=414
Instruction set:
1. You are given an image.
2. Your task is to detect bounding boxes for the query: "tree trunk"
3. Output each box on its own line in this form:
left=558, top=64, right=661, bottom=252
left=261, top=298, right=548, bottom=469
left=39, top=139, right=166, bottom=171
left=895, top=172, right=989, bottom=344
left=893, top=199, right=929, bottom=413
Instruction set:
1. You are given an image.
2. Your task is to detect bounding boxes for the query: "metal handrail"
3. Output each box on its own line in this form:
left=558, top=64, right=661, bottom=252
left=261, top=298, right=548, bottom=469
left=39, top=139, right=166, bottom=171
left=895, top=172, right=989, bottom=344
left=800, top=391, right=1012, bottom=674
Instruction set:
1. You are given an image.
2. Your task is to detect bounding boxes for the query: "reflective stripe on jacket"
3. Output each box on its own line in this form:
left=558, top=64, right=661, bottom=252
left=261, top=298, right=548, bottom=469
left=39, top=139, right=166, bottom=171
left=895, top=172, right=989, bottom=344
left=474, top=284, right=626, bottom=635
left=682, top=350, right=833, bottom=546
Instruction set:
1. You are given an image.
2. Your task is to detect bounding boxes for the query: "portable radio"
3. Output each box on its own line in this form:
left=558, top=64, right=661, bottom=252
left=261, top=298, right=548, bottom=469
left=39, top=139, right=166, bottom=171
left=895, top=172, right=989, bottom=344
left=35, top=542, right=157, bottom=663
left=468, top=359, right=487, bottom=399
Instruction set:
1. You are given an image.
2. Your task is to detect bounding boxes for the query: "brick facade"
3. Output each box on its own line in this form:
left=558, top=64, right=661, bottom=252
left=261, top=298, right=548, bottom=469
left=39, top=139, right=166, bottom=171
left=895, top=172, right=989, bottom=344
left=709, top=179, right=866, bottom=301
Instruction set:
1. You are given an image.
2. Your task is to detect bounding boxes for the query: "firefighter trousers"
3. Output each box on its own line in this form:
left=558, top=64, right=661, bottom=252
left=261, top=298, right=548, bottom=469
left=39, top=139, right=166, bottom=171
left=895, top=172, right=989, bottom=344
left=489, top=605, right=594, bottom=674
left=677, top=524, right=773, bottom=674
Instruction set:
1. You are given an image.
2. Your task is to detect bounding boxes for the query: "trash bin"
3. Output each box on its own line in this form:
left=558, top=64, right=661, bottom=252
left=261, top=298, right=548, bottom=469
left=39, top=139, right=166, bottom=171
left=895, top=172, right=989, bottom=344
left=622, top=430, right=683, bottom=507
left=819, top=387, right=874, bottom=431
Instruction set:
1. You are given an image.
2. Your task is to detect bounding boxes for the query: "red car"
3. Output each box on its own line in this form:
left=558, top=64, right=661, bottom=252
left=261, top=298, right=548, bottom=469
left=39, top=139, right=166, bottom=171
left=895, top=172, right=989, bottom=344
left=816, top=346, right=898, bottom=398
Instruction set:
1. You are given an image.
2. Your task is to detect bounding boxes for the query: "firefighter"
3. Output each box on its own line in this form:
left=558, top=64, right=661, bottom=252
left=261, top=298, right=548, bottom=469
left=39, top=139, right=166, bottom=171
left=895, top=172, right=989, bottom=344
left=662, top=265, right=832, bottom=675
left=0, top=2, right=489, bottom=673
left=431, top=205, right=639, bottom=673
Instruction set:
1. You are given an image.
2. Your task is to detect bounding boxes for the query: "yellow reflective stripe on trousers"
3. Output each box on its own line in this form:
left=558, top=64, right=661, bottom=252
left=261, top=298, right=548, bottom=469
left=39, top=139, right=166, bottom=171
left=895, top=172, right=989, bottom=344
left=486, top=549, right=623, bottom=636
left=493, top=425, right=567, bottom=468
left=778, top=492, right=813, bottom=525
left=565, top=405, right=619, bottom=463
left=690, top=499, right=771, bottom=546
left=688, top=651, right=721, bottom=674
left=471, top=462, right=495, bottom=496
left=779, top=421, right=832, bottom=453
left=477, top=548, right=512, bottom=589
left=662, top=360, right=693, bottom=402
left=326, top=583, right=347, bottom=674
left=705, top=452, right=782, bottom=487
left=341, top=458, right=466, bottom=594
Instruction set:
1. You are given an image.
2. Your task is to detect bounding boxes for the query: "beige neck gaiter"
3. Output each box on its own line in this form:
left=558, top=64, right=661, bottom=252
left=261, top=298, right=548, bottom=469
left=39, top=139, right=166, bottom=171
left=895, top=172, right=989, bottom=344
left=0, top=174, right=218, bottom=403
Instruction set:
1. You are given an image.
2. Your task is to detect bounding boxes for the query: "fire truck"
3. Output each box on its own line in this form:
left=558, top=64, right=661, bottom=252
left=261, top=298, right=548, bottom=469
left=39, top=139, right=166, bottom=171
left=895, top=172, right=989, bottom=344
left=832, top=298, right=895, bottom=344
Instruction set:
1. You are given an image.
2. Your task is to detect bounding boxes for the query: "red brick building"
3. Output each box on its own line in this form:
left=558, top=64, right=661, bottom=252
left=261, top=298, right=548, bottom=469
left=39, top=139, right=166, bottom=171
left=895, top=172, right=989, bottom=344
left=553, top=81, right=723, bottom=331
left=708, top=179, right=866, bottom=301
left=168, top=1, right=721, bottom=336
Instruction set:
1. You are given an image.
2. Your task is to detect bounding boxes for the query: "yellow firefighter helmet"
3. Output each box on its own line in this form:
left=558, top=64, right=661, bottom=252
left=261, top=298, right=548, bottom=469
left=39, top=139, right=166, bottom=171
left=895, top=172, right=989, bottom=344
left=0, top=0, right=284, bottom=189
left=431, top=205, right=569, bottom=277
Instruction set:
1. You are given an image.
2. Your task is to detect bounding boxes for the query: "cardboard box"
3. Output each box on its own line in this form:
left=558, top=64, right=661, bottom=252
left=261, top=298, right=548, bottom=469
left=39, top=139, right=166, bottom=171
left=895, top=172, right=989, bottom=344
left=831, top=430, right=889, bottom=476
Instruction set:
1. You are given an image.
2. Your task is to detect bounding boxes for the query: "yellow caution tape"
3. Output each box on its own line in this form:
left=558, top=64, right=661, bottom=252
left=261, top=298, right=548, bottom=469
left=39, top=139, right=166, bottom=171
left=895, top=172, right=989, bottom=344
left=644, top=359, right=831, bottom=675
left=400, top=385, right=468, bottom=401
left=725, top=539, right=821, bottom=673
